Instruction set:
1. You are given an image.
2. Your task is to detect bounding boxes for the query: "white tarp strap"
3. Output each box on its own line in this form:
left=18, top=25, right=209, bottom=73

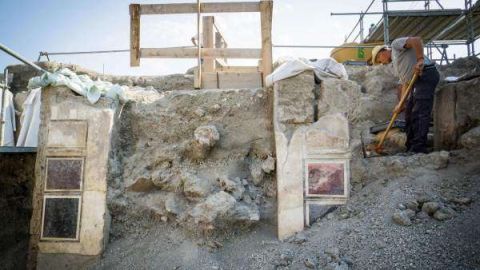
left=0, top=88, right=16, bottom=146
left=16, top=88, right=41, bottom=147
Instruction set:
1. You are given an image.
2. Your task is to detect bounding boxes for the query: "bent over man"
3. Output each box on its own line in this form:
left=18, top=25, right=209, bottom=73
left=371, top=37, right=440, bottom=153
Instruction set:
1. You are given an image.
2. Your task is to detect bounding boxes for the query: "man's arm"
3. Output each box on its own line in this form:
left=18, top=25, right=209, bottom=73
left=404, top=37, right=424, bottom=76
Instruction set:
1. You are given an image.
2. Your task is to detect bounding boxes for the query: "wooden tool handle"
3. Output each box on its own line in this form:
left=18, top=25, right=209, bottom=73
left=375, top=72, right=419, bottom=152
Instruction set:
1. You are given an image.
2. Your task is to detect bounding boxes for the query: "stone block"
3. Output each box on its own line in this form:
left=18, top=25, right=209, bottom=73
left=305, top=113, right=349, bottom=153
left=46, top=120, right=87, bottom=148
left=274, top=71, right=315, bottom=124
left=275, top=127, right=305, bottom=240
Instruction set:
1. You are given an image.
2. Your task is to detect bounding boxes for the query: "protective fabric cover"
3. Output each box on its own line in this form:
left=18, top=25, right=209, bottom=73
left=0, top=88, right=16, bottom=146
left=16, top=88, right=41, bottom=147
left=28, top=68, right=129, bottom=104
left=266, top=57, right=348, bottom=87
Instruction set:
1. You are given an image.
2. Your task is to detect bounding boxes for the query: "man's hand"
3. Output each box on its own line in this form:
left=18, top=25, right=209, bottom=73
left=414, top=58, right=424, bottom=76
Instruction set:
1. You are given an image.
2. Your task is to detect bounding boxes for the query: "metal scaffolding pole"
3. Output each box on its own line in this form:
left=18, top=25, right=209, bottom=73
left=0, top=43, right=47, bottom=73
left=382, top=0, right=390, bottom=44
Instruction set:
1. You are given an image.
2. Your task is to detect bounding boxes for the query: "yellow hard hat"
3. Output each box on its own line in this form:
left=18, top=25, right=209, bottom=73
left=371, top=45, right=388, bottom=65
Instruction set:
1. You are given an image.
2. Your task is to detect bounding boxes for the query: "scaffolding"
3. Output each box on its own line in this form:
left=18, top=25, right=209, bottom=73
left=332, top=0, right=480, bottom=64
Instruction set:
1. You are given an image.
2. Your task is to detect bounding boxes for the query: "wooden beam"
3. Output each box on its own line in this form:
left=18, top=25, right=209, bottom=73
left=260, top=0, right=273, bottom=83
left=202, top=72, right=263, bottom=89
left=130, top=4, right=140, bottom=67
left=216, top=66, right=260, bottom=73
left=202, top=16, right=215, bottom=72
left=195, top=0, right=201, bottom=89
left=140, top=47, right=262, bottom=59
left=139, top=2, right=260, bottom=15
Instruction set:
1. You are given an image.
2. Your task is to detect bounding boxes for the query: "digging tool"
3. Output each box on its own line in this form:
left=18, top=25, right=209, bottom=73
left=374, top=72, right=419, bottom=154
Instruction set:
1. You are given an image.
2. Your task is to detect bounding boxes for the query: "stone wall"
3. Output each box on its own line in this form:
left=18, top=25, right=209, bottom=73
left=274, top=71, right=352, bottom=239
left=29, top=86, right=116, bottom=268
left=434, top=77, right=480, bottom=150
left=108, top=86, right=275, bottom=233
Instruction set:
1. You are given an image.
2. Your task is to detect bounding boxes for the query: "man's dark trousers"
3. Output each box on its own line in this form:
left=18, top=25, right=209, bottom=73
left=405, top=66, right=440, bottom=153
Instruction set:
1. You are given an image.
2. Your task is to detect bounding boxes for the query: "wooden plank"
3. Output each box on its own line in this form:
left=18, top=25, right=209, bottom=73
left=202, top=16, right=215, bottom=72
left=201, top=72, right=263, bottom=89
left=216, top=66, right=260, bottom=73
left=195, top=0, right=201, bottom=89
left=260, top=0, right=273, bottom=83
left=201, top=72, right=219, bottom=89
left=140, top=47, right=262, bottom=59
left=130, top=4, right=140, bottom=67
left=139, top=2, right=260, bottom=15
left=215, top=31, right=228, bottom=66
left=219, top=72, right=263, bottom=88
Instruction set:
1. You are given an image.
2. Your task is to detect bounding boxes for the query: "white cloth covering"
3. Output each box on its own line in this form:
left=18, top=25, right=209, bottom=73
left=0, top=88, right=16, bottom=146
left=28, top=68, right=129, bottom=104
left=265, top=57, right=348, bottom=87
left=16, top=88, right=41, bottom=147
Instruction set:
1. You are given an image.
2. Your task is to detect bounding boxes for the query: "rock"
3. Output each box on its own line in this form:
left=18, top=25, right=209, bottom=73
left=416, top=211, right=430, bottom=220
left=422, top=202, right=440, bottom=215
left=249, top=160, right=264, bottom=186
left=190, top=191, right=236, bottom=224
left=274, top=251, right=293, bottom=267
left=217, top=177, right=244, bottom=200
left=288, top=232, right=307, bottom=244
left=304, top=257, right=317, bottom=269
left=325, top=261, right=350, bottom=270
left=261, top=155, right=275, bottom=174
left=165, top=194, right=187, bottom=215
left=194, top=107, right=205, bottom=117
left=459, top=126, right=480, bottom=149
left=404, top=209, right=416, bottom=219
left=416, top=193, right=434, bottom=204
left=392, top=210, right=412, bottom=226
left=194, top=125, right=220, bottom=147
left=451, top=197, right=472, bottom=205
left=151, top=164, right=181, bottom=191
left=405, top=200, right=420, bottom=212
left=325, top=247, right=340, bottom=262
left=125, top=175, right=156, bottom=192
left=228, top=203, right=260, bottom=223
left=184, top=125, right=220, bottom=161
left=183, top=173, right=211, bottom=199
left=433, top=207, right=456, bottom=221
left=208, top=104, right=221, bottom=113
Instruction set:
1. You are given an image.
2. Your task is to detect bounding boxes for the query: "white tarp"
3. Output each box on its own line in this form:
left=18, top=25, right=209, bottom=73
left=0, top=88, right=16, bottom=146
left=265, top=57, right=348, bottom=87
left=28, top=68, right=129, bottom=104
left=16, top=88, right=41, bottom=147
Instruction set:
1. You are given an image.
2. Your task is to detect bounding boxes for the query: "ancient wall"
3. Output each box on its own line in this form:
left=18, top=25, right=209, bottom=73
left=108, top=86, right=276, bottom=233
left=29, top=86, right=116, bottom=269
left=434, top=77, right=480, bottom=150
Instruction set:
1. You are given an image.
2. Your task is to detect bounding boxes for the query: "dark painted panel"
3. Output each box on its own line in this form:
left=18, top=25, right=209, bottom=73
left=46, top=158, right=83, bottom=190
left=42, top=197, right=80, bottom=239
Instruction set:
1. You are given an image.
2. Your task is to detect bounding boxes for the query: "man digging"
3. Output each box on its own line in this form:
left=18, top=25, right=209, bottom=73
left=371, top=37, right=440, bottom=154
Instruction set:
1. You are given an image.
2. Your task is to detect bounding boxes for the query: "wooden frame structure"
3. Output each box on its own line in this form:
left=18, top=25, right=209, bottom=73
left=129, top=1, right=273, bottom=89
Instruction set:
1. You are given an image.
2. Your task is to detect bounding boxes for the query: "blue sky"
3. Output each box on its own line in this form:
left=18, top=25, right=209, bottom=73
left=0, top=0, right=472, bottom=76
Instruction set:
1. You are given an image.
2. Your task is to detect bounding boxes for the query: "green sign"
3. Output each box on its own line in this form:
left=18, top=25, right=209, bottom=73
left=357, top=47, right=365, bottom=59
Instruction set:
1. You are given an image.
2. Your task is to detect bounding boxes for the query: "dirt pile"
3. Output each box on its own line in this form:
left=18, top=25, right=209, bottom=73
left=108, top=87, right=275, bottom=234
